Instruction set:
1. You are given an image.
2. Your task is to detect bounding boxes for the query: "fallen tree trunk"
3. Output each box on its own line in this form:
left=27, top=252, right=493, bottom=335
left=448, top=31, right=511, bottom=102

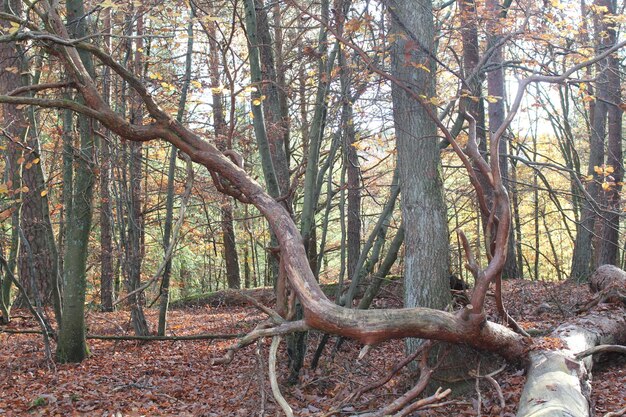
left=517, top=267, right=626, bottom=417
left=589, top=264, right=626, bottom=293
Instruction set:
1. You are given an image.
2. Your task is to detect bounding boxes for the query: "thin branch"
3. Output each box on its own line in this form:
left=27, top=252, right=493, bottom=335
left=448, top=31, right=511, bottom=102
left=269, top=336, right=294, bottom=417
left=575, top=344, right=626, bottom=360
left=8, top=81, right=75, bottom=96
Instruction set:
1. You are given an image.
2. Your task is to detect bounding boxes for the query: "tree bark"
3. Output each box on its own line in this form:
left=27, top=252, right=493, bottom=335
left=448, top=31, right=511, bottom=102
left=388, top=0, right=451, bottom=358
left=56, top=0, right=96, bottom=362
left=100, top=8, right=114, bottom=312
left=596, top=0, right=622, bottom=266
left=204, top=13, right=241, bottom=290
left=571, top=0, right=611, bottom=281
left=126, top=12, right=149, bottom=337
left=158, top=13, right=195, bottom=336
left=486, top=0, right=519, bottom=279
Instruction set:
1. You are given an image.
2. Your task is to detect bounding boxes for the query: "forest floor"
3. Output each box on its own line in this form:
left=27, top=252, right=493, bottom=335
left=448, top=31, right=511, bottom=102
left=1, top=280, right=625, bottom=416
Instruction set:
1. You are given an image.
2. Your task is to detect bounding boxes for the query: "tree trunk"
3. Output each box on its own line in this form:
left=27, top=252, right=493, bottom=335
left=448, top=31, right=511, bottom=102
left=596, top=0, right=622, bottom=266
left=0, top=6, right=23, bottom=322
left=571, top=0, right=610, bottom=282
left=126, top=12, right=149, bottom=337
left=158, top=13, right=194, bottom=335
left=486, top=0, right=518, bottom=279
left=338, top=0, right=361, bottom=283
left=100, top=8, right=114, bottom=312
left=204, top=13, right=241, bottom=290
left=389, top=0, right=451, bottom=357
left=56, top=0, right=96, bottom=363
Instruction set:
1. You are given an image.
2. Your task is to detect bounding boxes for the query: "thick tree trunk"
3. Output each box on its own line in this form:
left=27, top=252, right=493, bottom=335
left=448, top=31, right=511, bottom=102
left=389, top=0, right=451, bottom=358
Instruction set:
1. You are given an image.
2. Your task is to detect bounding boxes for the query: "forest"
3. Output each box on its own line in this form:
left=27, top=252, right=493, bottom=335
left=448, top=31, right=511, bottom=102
left=0, top=0, right=625, bottom=415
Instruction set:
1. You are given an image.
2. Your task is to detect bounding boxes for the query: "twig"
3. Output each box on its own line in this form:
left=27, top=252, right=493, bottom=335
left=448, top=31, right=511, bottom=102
left=394, top=387, right=452, bottom=417
left=484, top=374, right=505, bottom=415
left=269, top=336, right=293, bottom=417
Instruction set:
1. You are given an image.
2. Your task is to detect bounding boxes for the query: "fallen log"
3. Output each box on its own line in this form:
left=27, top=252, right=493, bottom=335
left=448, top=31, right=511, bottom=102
left=589, top=264, right=626, bottom=293
left=517, top=265, right=626, bottom=417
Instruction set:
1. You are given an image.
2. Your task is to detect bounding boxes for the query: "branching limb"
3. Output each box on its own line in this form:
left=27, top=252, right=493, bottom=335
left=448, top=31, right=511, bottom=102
left=211, top=320, right=310, bottom=365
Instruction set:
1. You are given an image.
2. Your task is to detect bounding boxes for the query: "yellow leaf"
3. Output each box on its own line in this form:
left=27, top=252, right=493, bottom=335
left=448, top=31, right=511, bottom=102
left=602, top=182, right=611, bottom=191
left=25, top=162, right=32, bottom=169
left=411, top=62, right=431, bottom=73
left=21, top=186, right=29, bottom=193
left=191, top=80, right=203, bottom=89
left=252, top=95, right=266, bottom=106
left=100, top=0, right=116, bottom=9
left=32, top=158, right=40, bottom=164
left=0, top=184, right=7, bottom=194
left=211, top=86, right=223, bottom=94
left=40, top=190, right=48, bottom=197
left=5, top=66, right=18, bottom=74
left=594, top=165, right=603, bottom=174
left=8, top=21, right=20, bottom=36
left=604, top=165, right=614, bottom=175
left=485, top=96, right=501, bottom=103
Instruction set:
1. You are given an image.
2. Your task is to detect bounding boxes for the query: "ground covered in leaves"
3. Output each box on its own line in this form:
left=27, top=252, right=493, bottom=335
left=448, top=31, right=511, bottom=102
left=1, top=280, right=625, bottom=416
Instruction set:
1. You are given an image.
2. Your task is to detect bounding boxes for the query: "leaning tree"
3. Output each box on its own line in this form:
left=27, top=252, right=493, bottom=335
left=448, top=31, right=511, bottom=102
left=0, top=1, right=625, bottom=415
